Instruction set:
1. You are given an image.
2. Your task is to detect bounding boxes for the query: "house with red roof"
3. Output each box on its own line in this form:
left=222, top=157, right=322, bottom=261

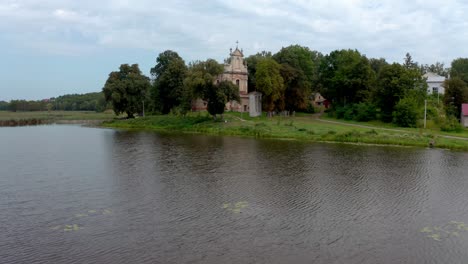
left=462, top=104, right=468, bottom=127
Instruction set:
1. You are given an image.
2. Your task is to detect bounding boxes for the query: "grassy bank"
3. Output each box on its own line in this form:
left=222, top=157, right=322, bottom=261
left=0, top=111, right=118, bottom=126
left=102, top=112, right=468, bottom=151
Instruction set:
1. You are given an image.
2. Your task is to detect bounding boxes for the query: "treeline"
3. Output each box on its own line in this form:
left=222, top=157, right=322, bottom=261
left=1, top=92, right=109, bottom=112
left=53, top=92, right=108, bottom=111
left=102, top=45, right=468, bottom=128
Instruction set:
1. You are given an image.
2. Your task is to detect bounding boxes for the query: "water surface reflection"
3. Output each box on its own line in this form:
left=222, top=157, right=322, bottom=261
left=1, top=125, right=468, bottom=263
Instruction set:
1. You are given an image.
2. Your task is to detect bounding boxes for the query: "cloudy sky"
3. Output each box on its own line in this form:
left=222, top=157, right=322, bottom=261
left=1, top=0, right=468, bottom=100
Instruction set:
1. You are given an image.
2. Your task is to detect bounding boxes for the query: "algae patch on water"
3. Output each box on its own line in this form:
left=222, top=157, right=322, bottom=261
left=49, top=208, right=113, bottom=232
left=50, top=224, right=81, bottom=232
left=223, top=201, right=249, bottom=214
left=420, top=221, right=468, bottom=241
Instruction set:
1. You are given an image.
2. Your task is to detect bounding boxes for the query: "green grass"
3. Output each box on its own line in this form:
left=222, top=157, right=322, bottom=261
left=102, top=112, right=468, bottom=151
left=0, top=110, right=118, bottom=121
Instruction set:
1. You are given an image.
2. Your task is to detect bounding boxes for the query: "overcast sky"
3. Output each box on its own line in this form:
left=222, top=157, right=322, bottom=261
left=1, top=0, right=468, bottom=101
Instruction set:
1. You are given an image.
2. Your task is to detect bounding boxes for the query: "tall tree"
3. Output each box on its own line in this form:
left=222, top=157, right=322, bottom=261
left=403, top=52, right=419, bottom=70
left=245, top=51, right=272, bottom=92
left=273, top=45, right=317, bottom=111
left=369, top=58, right=388, bottom=75
left=151, top=50, right=187, bottom=114
left=318, top=49, right=374, bottom=106
left=103, top=64, right=150, bottom=118
left=450, top=58, right=468, bottom=84
left=185, top=59, right=224, bottom=99
left=443, top=78, right=468, bottom=119
left=207, top=81, right=240, bottom=119
left=185, top=59, right=239, bottom=119
left=373, top=63, right=425, bottom=122
left=255, top=58, right=284, bottom=114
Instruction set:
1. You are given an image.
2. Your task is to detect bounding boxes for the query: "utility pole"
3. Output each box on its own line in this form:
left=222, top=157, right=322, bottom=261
left=424, top=99, right=427, bottom=129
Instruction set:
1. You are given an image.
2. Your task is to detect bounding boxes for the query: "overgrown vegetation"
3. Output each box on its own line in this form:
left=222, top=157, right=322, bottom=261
left=102, top=112, right=468, bottom=150
left=0, top=110, right=118, bottom=126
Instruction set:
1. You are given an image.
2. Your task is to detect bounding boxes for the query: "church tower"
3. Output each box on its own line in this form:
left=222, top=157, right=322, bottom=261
left=219, top=43, right=248, bottom=95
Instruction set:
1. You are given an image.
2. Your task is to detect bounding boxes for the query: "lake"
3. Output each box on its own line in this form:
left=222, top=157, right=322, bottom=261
left=1, top=125, right=468, bottom=263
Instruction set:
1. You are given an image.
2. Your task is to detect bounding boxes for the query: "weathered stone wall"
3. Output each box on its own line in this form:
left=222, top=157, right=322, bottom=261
left=221, top=73, right=248, bottom=94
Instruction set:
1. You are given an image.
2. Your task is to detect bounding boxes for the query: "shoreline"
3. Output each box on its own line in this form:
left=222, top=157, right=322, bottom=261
left=100, top=114, right=468, bottom=151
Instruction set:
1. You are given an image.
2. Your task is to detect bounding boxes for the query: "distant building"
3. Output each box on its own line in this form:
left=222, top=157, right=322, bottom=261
left=423, top=72, right=446, bottom=95
left=218, top=46, right=249, bottom=112
left=462, top=104, right=468, bottom=127
left=311, top=92, right=329, bottom=109
left=192, top=44, right=261, bottom=116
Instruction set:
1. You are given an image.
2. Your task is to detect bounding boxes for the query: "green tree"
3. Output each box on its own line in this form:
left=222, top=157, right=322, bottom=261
left=393, top=97, right=419, bottom=127
left=403, top=53, right=419, bottom=70
left=255, top=58, right=284, bottom=115
left=151, top=50, right=188, bottom=114
left=52, top=92, right=108, bottom=112
left=451, top=58, right=468, bottom=84
left=369, top=58, right=388, bottom=75
left=102, top=64, right=150, bottom=118
left=185, top=59, right=239, bottom=119
left=245, top=51, right=272, bottom=92
left=0, top=101, right=8, bottom=111
left=273, top=45, right=318, bottom=111
left=206, top=81, right=240, bottom=119
left=185, top=59, right=224, bottom=99
left=318, top=49, right=374, bottom=106
left=374, top=63, right=424, bottom=122
left=422, top=62, right=449, bottom=77
left=443, top=78, right=468, bottom=119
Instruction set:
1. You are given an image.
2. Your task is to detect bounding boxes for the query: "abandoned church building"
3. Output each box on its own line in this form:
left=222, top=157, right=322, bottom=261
left=192, top=45, right=262, bottom=117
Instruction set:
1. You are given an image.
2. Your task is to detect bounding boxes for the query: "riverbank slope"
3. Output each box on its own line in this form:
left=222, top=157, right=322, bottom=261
left=102, top=112, right=468, bottom=151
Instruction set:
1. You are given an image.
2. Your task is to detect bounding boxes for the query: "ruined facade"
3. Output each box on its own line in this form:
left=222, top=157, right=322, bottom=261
left=192, top=45, right=251, bottom=112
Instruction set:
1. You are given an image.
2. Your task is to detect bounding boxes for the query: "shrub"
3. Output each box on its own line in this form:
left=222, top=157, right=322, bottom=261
left=353, top=102, right=377, bottom=121
left=304, top=102, right=315, bottom=113
left=440, top=115, right=464, bottom=132
left=393, top=98, right=418, bottom=127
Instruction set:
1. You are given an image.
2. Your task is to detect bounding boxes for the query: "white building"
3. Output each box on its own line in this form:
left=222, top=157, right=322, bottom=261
left=423, top=72, right=446, bottom=94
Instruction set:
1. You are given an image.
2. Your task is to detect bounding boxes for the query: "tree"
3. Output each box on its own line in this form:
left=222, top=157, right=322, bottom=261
left=0, top=101, right=8, bottom=111
left=150, top=50, right=188, bottom=114
left=52, top=92, right=108, bottom=112
left=255, top=58, right=284, bottom=115
left=318, top=49, right=374, bottom=106
left=185, top=59, right=239, bottom=119
left=374, top=63, right=424, bottom=122
left=422, top=62, right=449, bottom=77
left=185, top=59, right=224, bottom=99
left=245, top=51, right=272, bottom=92
left=443, top=78, right=468, bottom=119
left=273, top=45, right=318, bottom=111
left=393, top=97, right=419, bottom=127
left=102, top=64, right=150, bottom=118
left=403, top=52, right=419, bottom=71
left=451, top=58, right=468, bottom=84
left=206, top=81, right=240, bottom=119
left=369, top=58, right=388, bottom=75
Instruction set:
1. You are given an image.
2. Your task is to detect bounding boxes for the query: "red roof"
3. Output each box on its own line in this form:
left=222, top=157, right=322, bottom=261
left=462, top=104, right=468, bottom=116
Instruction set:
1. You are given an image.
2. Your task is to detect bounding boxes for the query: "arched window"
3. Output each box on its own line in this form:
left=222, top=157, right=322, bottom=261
left=236, top=79, right=240, bottom=87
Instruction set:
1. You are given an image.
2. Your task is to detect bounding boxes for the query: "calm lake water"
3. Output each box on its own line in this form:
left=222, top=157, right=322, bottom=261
left=1, top=125, right=468, bottom=263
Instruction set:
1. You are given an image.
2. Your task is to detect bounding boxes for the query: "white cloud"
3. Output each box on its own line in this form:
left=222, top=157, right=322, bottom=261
left=1, top=0, right=468, bottom=63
